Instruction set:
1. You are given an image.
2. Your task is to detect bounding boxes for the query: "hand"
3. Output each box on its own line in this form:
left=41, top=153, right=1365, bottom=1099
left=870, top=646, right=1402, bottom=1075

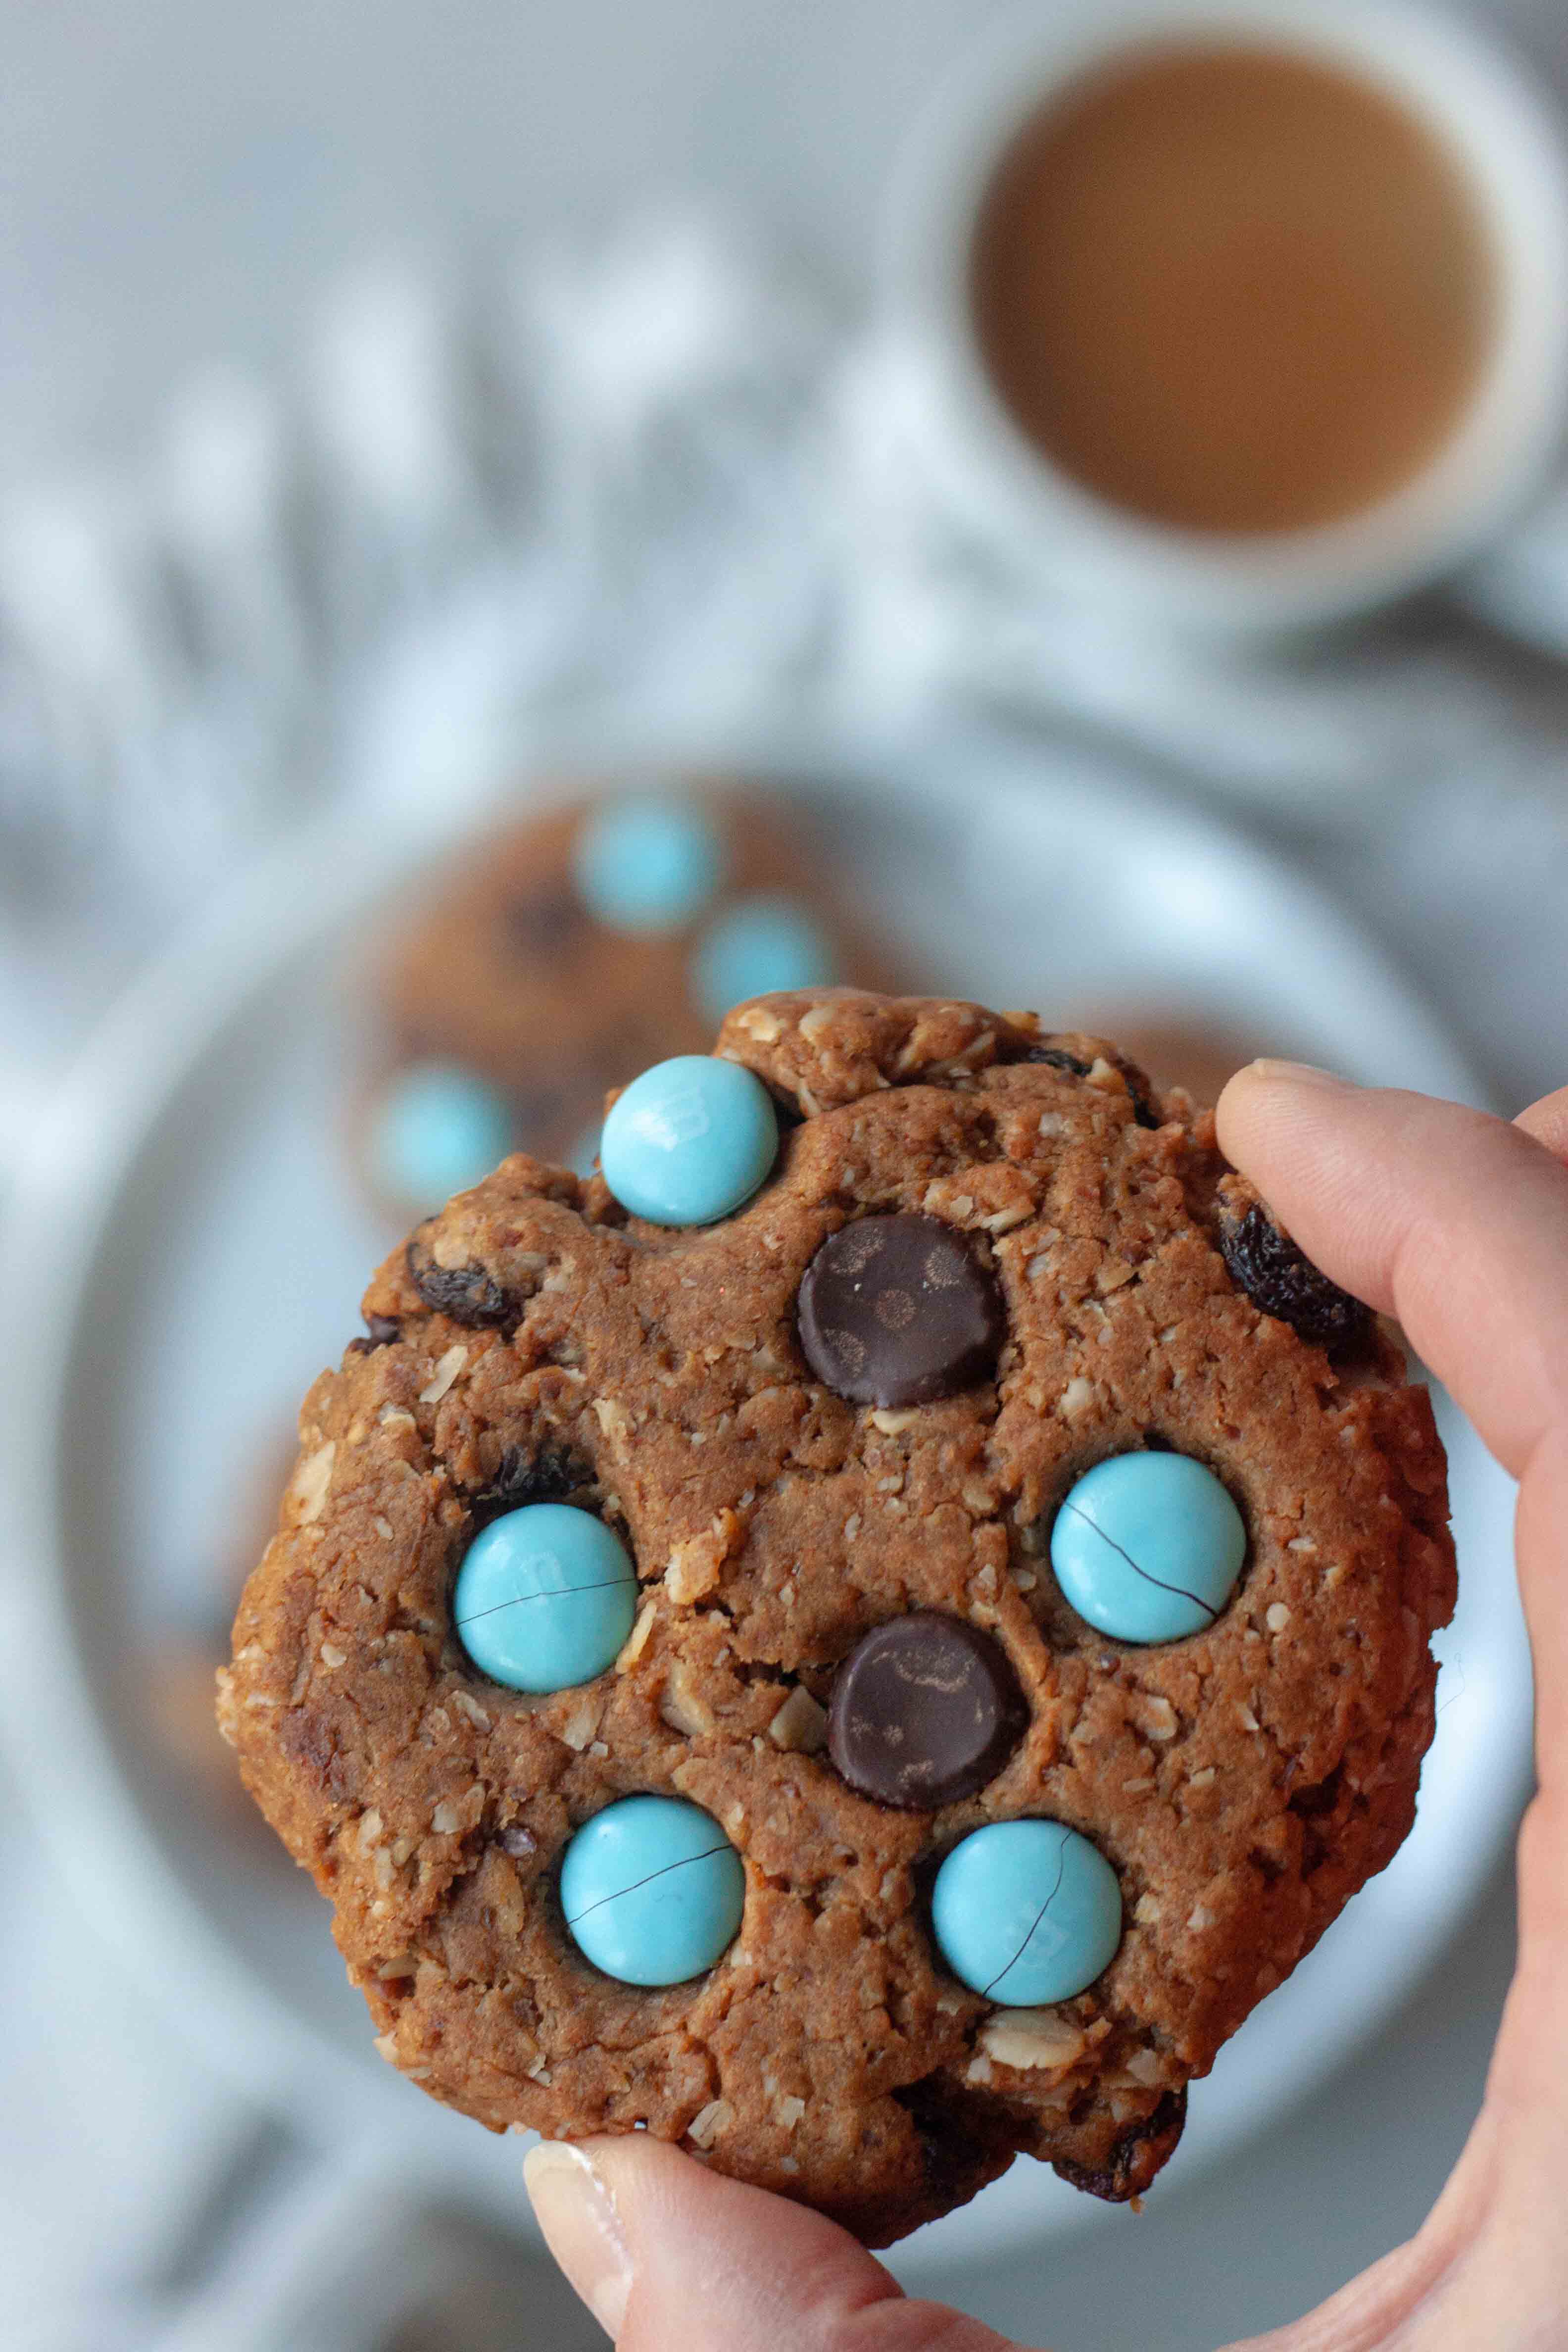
left=523, top=1062, right=1568, bottom=2351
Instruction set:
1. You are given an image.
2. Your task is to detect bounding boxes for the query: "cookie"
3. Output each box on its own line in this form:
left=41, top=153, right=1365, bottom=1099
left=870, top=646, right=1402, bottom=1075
left=223, top=990, right=1454, bottom=2246
left=358, top=784, right=892, bottom=1217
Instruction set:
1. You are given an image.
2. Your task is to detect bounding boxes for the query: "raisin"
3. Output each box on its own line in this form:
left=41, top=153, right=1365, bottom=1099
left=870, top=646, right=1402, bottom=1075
left=469, top=1445, right=593, bottom=1529
left=347, top=1312, right=402, bottom=1355
left=1220, top=1202, right=1369, bottom=1352
left=1123, top=1078, right=1161, bottom=1132
left=279, top=1708, right=349, bottom=1798
left=1289, top=1764, right=1347, bottom=1879
left=406, top=1234, right=513, bottom=1327
left=892, top=2080, right=1016, bottom=2210
left=1024, top=1043, right=1161, bottom=1130
left=1025, top=1045, right=1092, bottom=1078
left=1053, top=2087, right=1188, bottom=2203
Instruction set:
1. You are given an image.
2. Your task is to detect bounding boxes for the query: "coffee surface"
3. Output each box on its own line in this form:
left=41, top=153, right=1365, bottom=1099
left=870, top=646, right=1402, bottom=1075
left=971, top=44, right=1495, bottom=534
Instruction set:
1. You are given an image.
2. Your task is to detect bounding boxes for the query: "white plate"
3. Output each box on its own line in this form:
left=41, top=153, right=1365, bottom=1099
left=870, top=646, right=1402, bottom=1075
left=0, top=726, right=1525, bottom=2286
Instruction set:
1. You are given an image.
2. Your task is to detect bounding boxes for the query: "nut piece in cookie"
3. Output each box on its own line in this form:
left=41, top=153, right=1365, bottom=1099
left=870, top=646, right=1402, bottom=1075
left=224, top=988, right=1455, bottom=2248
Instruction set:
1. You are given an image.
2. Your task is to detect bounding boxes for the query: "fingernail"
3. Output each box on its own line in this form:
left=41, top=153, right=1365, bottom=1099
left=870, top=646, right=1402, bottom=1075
left=1245, top=1058, right=1349, bottom=1088
left=524, top=2141, right=633, bottom=2339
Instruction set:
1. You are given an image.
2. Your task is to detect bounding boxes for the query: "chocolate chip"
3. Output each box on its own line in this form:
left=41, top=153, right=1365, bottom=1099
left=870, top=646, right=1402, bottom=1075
left=406, top=1233, right=513, bottom=1328
left=797, top=1214, right=1006, bottom=1408
left=499, top=889, right=584, bottom=955
left=1219, top=1202, right=1369, bottom=1352
left=827, top=1613, right=1028, bottom=1808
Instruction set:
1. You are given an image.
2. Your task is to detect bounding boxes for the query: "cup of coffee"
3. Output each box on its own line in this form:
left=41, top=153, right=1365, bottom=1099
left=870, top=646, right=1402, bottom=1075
left=886, top=0, right=1568, bottom=634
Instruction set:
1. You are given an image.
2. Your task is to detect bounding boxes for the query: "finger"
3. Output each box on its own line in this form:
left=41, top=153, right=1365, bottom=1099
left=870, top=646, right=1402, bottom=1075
left=1215, top=1062, right=1568, bottom=1478
left=1211, top=1073, right=1568, bottom=2341
left=524, top=2137, right=1020, bottom=2352
left=1515, top=1081, right=1568, bottom=1163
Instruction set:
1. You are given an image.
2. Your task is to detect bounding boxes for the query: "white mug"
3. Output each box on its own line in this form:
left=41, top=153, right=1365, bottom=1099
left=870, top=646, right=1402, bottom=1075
left=884, top=0, right=1568, bottom=637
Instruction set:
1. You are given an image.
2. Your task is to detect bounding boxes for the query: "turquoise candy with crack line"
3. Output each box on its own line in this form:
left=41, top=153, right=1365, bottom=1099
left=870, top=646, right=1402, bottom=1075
left=1050, top=1451, right=1246, bottom=1644
left=561, top=1795, right=746, bottom=1986
left=453, top=1504, right=636, bottom=1693
left=573, top=797, right=722, bottom=933
left=600, top=1054, right=778, bottom=1225
left=931, top=1819, right=1122, bottom=2005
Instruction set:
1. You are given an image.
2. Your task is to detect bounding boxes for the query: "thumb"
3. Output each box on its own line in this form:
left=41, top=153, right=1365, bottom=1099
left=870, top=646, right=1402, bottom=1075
left=524, top=2136, right=1023, bottom=2351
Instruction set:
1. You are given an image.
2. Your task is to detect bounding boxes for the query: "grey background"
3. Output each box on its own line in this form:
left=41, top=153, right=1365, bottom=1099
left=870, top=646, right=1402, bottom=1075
left=0, top=3, right=1545, bottom=2345
left=1, top=0, right=968, bottom=492
left=7, top=0, right=1566, bottom=493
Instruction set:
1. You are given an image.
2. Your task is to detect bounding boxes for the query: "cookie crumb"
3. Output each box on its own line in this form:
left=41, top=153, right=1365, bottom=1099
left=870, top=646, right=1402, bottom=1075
left=659, top=1662, right=715, bottom=1738
left=980, top=2011, right=1088, bottom=2077
left=666, top=1518, right=735, bottom=1604
left=419, top=1345, right=468, bottom=1404
left=768, top=1686, right=828, bottom=1754
left=616, top=1600, right=657, bottom=1672
left=558, top=1698, right=601, bottom=1751
left=687, top=2098, right=735, bottom=2149
left=289, top=1442, right=336, bottom=1526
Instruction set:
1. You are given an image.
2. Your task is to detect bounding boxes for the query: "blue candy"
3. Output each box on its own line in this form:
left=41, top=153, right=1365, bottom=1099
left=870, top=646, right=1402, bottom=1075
left=600, top=1055, right=778, bottom=1226
left=690, top=895, right=837, bottom=1025
left=369, top=1061, right=515, bottom=1207
left=1051, top=1451, right=1246, bottom=1644
left=561, top=1795, right=746, bottom=1986
left=453, top=1504, right=637, bottom=1693
left=931, top=1819, right=1122, bottom=2006
left=573, top=797, right=723, bottom=934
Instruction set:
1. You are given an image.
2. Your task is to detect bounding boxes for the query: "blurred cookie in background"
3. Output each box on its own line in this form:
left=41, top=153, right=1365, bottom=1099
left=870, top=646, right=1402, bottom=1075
left=140, top=1420, right=301, bottom=1846
left=357, top=781, right=897, bottom=1219
left=1081, top=1012, right=1266, bottom=1106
